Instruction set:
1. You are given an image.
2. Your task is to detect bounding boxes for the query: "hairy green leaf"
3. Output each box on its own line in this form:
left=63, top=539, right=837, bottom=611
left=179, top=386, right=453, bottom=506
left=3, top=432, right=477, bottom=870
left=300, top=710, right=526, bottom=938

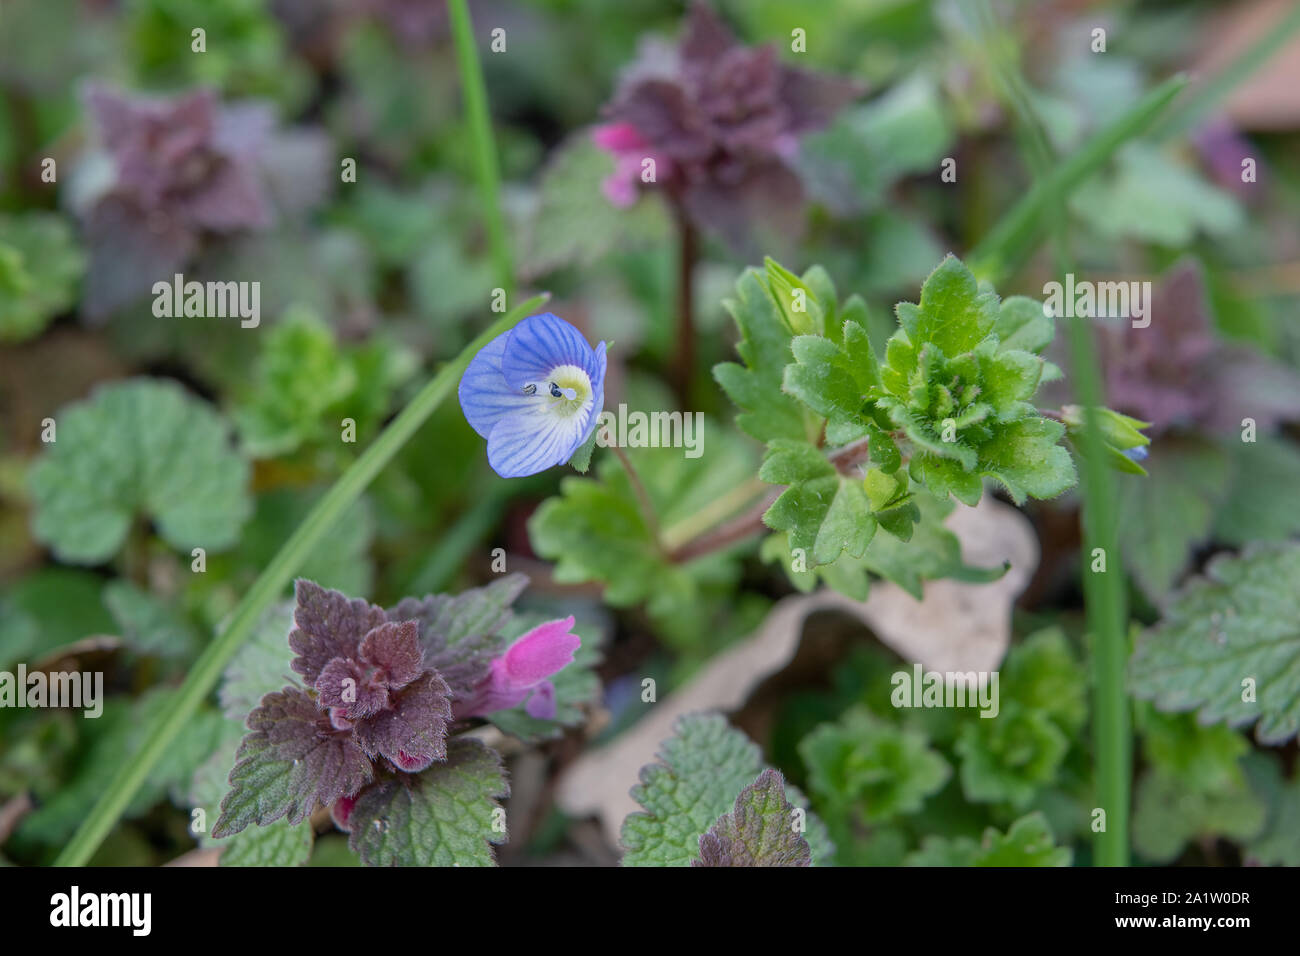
left=1130, top=542, right=1300, bottom=743
left=347, top=739, right=509, bottom=867
left=621, top=712, right=832, bottom=866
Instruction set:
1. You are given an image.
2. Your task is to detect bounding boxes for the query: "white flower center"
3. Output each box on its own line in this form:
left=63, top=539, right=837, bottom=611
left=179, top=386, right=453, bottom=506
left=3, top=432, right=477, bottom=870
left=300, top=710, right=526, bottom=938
left=525, top=364, right=592, bottom=420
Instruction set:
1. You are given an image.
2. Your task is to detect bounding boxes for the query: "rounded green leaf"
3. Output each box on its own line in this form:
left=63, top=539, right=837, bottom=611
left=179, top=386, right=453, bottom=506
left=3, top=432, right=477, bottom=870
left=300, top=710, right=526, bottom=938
left=29, top=378, right=252, bottom=563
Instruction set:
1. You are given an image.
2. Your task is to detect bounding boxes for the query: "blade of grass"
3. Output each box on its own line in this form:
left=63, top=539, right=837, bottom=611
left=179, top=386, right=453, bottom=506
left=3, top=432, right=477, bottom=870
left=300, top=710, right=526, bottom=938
left=54, top=293, right=549, bottom=867
left=447, top=0, right=514, bottom=296
left=968, top=73, right=1187, bottom=284
left=969, top=0, right=1138, bottom=866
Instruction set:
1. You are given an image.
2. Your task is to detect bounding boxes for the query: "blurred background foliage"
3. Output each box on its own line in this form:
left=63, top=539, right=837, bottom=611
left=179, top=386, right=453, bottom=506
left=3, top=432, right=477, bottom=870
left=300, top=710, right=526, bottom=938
left=2, top=0, right=1300, bottom=866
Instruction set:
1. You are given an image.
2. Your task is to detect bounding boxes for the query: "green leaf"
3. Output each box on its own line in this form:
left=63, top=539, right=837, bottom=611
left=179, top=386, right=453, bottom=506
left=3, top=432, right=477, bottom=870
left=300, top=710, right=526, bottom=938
left=18, top=691, right=225, bottom=847
left=1061, top=405, right=1152, bottom=476
left=714, top=269, right=809, bottom=444
left=759, top=439, right=882, bottom=566
left=234, top=309, right=415, bottom=459
left=514, top=128, right=670, bottom=277
left=783, top=336, right=868, bottom=442
left=566, top=426, right=599, bottom=473
left=234, top=310, right=356, bottom=458
left=0, top=569, right=113, bottom=670
left=1070, top=143, right=1242, bottom=246
left=220, top=816, right=314, bottom=866
left=799, top=707, right=950, bottom=824
left=29, top=378, right=252, bottom=564
left=800, top=72, right=954, bottom=211
left=896, top=255, right=999, bottom=358
left=973, top=417, right=1075, bottom=504
left=761, top=490, right=1004, bottom=601
left=103, top=580, right=200, bottom=661
left=529, top=420, right=757, bottom=623
left=1135, top=703, right=1250, bottom=793
left=218, top=602, right=296, bottom=722
left=1003, top=629, right=1088, bottom=735
left=189, top=735, right=314, bottom=867
left=347, top=739, right=509, bottom=867
left=694, top=769, right=812, bottom=867
left=871, top=258, right=1076, bottom=507
left=993, top=295, right=1055, bottom=354
left=1118, top=436, right=1231, bottom=600
left=905, top=812, right=1072, bottom=866
left=1242, top=752, right=1300, bottom=866
left=1213, top=437, right=1300, bottom=546
left=519, top=134, right=670, bottom=277
left=955, top=702, right=1070, bottom=808
left=0, top=212, right=83, bottom=343
left=621, top=713, right=832, bottom=866
left=1132, top=766, right=1264, bottom=863
left=1130, top=542, right=1300, bottom=743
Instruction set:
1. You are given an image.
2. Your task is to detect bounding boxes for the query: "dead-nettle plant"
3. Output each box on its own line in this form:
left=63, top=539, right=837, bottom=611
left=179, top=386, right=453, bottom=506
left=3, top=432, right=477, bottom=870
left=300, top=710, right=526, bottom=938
left=210, top=574, right=595, bottom=866
left=520, top=253, right=1149, bottom=618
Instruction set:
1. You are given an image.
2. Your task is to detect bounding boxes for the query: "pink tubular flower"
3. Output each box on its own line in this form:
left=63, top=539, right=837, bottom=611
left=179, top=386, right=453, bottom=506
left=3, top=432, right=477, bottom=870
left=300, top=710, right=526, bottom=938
left=592, top=122, right=671, bottom=208
left=455, top=617, right=581, bottom=720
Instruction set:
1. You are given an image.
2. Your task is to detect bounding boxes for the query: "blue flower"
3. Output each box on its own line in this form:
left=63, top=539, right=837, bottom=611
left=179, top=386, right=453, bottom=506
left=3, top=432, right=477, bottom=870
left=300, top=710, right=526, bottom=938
left=458, top=313, right=607, bottom=478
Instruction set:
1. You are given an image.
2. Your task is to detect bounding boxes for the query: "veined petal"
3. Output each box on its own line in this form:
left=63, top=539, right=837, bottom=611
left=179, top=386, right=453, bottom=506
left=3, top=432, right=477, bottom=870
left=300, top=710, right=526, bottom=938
left=502, top=313, right=597, bottom=390
left=587, top=340, right=609, bottom=404
left=458, top=332, right=534, bottom=438
left=486, top=403, right=591, bottom=478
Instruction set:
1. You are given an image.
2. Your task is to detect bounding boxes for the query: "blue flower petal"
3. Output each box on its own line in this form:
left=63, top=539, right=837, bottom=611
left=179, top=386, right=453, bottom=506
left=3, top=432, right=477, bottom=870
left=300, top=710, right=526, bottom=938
left=502, top=313, right=596, bottom=389
left=487, top=403, right=592, bottom=478
left=458, top=332, right=534, bottom=438
left=587, top=341, right=608, bottom=410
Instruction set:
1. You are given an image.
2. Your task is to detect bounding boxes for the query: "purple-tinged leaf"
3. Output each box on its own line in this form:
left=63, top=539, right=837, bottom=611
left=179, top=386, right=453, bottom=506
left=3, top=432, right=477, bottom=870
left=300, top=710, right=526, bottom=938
left=316, top=656, right=389, bottom=720
left=1097, top=260, right=1300, bottom=436
left=353, top=672, right=453, bottom=773
left=213, top=687, right=372, bottom=837
left=598, top=1, right=861, bottom=244
left=694, top=768, right=812, bottom=867
left=289, top=579, right=387, bottom=686
left=386, top=573, right=526, bottom=698
left=358, top=620, right=424, bottom=689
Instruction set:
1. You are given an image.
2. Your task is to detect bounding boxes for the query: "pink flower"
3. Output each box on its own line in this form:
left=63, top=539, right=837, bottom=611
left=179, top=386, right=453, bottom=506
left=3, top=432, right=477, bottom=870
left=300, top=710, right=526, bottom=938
left=455, top=617, right=581, bottom=720
left=592, top=123, right=671, bottom=208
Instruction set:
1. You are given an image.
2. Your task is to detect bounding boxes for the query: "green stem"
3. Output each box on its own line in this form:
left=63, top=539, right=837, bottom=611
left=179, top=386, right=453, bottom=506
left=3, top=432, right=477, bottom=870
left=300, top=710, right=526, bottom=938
left=661, top=476, right=768, bottom=554
left=54, top=293, right=549, bottom=867
left=971, top=0, right=1133, bottom=866
left=610, top=443, right=663, bottom=551
left=447, top=0, right=514, bottom=296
